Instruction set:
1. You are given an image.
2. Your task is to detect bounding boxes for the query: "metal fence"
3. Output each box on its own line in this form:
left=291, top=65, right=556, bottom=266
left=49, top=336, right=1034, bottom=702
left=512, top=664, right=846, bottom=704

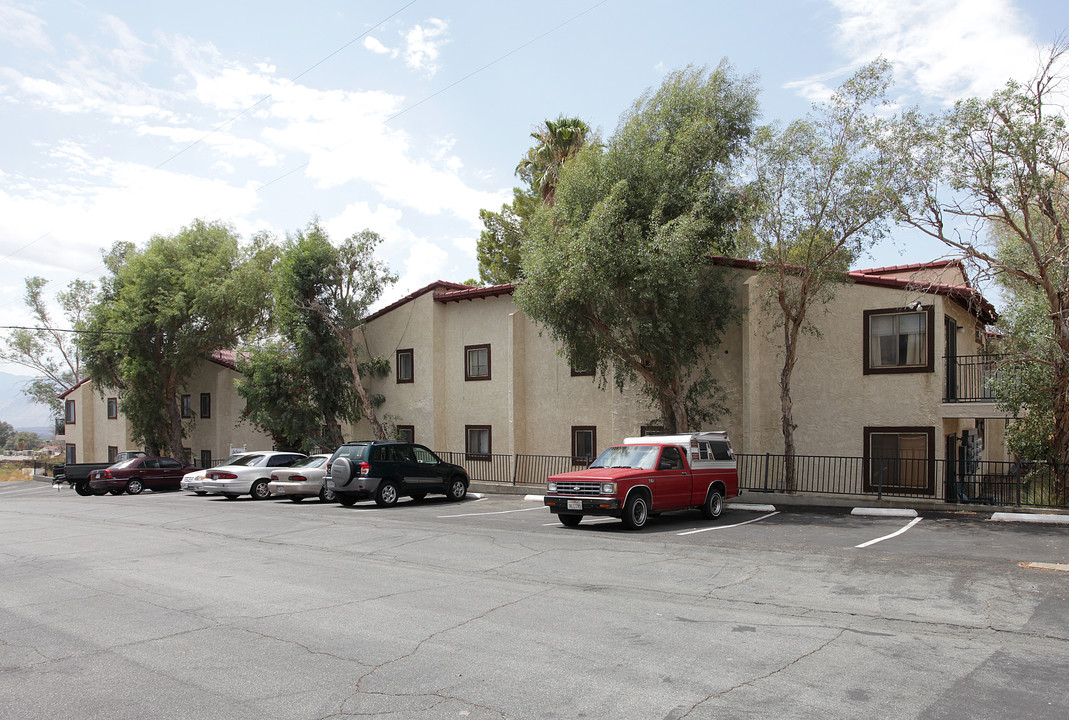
left=435, top=451, right=587, bottom=486
left=737, top=453, right=1067, bottom=509
left=945, top=354, right=1001, bottom=402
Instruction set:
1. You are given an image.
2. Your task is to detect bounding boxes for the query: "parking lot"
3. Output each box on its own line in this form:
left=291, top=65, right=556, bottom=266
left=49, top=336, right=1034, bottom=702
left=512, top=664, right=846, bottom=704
left=2, top=479, right=1068, bottom=719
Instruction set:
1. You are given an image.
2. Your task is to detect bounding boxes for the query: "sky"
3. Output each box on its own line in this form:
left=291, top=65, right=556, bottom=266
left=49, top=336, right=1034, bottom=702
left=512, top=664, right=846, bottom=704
left=0, top=0, right=1065, bottom=384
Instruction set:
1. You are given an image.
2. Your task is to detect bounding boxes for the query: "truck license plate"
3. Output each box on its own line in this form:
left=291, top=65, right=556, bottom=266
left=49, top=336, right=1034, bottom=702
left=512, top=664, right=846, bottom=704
left=567, top=500, right=583, bottom=511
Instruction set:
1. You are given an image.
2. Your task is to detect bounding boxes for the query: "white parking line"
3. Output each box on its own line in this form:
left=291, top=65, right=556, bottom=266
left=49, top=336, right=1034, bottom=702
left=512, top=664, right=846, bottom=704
left=0, top=484, right=54, bottom=495
left=438, top=505, right=545, bottom=518
left=855, top=517, right=922, bottom=548
left=677, top=511, right=780, bottom=535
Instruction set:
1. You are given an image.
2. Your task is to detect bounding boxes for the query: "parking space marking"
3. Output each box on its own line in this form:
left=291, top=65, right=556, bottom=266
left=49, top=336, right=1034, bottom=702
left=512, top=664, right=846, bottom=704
left=438, top=505, right=545, bottom=518
left=855, top=517, right=922, bottom=548
left=676, top=511, right=780, bottom=535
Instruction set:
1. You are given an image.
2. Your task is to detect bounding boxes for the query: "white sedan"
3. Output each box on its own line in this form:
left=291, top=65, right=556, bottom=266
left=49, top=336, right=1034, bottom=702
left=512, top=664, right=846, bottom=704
left=181, top=454, right=246, bottom=494
left=267, top=454, right=333, bottom=502
left=198, top=451, right=307, bottom=500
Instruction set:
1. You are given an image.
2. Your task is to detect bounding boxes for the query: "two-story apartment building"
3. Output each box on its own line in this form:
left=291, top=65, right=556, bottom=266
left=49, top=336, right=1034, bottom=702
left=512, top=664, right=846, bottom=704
left=58, top=350, right=272, bottom=468
left=60, top=257, right=1007, bottom=500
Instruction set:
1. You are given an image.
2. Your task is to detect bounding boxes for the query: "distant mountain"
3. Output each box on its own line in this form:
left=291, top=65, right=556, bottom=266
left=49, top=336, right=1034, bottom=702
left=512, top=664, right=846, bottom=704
left=0, top=372, right=55, bottom=431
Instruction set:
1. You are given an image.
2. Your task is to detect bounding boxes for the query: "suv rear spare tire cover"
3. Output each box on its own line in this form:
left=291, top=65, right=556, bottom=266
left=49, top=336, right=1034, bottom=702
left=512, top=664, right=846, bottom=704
left=331, top=457, right=354, bottom=487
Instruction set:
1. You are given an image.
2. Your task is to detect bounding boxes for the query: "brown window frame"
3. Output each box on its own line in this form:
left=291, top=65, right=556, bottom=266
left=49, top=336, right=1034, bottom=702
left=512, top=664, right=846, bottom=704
left=863, top=426, right=936, bottom=495
left=200, top=449, right=212, bottom=469
left=65, top=443, right=77, bottom=464
left=396, top=424, right=415, bottom=443
left=396, top=348, right=414, bottom=383
left=106, top=397, right=118, bottom=419
left=464, top=344, right=491, bottom=381
left=863, top=305, right=935, bottom=375
left=199, top=393, right=211, bottom=419
left=571, top=426, right=597, bottom=465
left=180, top=394, right=193, bottom=419
left=107, top=446, right=118, bottom=463
left=64, top=400, right=76, bottom=425
left=465, top=424, right=492, bottom=460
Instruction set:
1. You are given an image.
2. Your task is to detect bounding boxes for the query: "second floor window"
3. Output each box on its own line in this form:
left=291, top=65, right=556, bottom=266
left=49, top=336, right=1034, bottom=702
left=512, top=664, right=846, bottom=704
left=396, top=349, right=414, bottom=383
left=864, top=306, right=933, bottom=374
left=200, top=393, right=211, bottom=419
left=107, top=397, right=118, bottom=419
left=64, top=400, right=76, bottom=424
left=465, top=344, right=491, bottom=381
left=181, top=395, right=193, bottom=418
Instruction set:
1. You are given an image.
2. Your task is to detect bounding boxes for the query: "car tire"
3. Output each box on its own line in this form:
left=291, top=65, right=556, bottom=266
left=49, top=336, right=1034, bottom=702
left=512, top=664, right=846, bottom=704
left=375, top=480, right=399, bottom=507
left=126, top=479, right=143, bottom=495
left=621, top=493, right=649, bottom=530
left=75, top=482, right=92, bottom=496
left=559, top=513, right=583, bottom=527
left=289, top=496, right=303, bottom=503
left=318, top=486, right=336, bottom=503
left=250, top=480, right=270, bottom=500
left=337, top=493, right=357, bottom=507
left=446, top=477, right=467, bottom=501
left=108, top=489, right=125, bottom=496
left=700, top=488, right=724, bottom=520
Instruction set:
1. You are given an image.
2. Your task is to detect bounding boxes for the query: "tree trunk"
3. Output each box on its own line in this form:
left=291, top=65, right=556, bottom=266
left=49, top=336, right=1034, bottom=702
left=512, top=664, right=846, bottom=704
left=1053, top=356, right=1069, bottom=498
left=780, top=313, right=802, bottom=493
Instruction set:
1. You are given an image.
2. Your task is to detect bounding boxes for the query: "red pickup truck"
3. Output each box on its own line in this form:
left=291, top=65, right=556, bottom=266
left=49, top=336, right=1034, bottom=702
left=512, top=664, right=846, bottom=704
left=543, top=432, right=741, bottom=530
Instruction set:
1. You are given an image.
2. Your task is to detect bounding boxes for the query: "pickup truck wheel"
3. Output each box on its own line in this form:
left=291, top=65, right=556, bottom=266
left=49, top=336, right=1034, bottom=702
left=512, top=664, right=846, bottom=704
left=375, top=481, right=399, bottom=507
left=559, top=513, right=583, bottom=527
left=337, top=493, right=357, bottom=506
left=75, top=482, right=92, bottom=496
left=447, top=477, right=467, bottom=501
left=621, top=494, right=649, bottom=530
left=125, top=479, right=144, bottom=495
left=108, top=489, right=125, bottom=496
left=700, top=489, right=724, bottom=519
left=250, top=480, right=271, bottom=500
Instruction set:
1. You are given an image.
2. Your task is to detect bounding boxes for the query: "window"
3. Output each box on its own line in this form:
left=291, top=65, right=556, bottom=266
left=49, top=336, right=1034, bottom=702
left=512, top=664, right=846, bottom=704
left=107, top=397, right=118, bottom=419
left=465, top=344, right=491, bottom=381
left=570, top=364, right=594, bottom=377
left=864, top=426, right=935, bottom=495
left=160, top=458, right=182, bottom=469
left=864, top=306, right=934, bottom=374
left=413, top=445, right=439, bottom=464
left=199, top=393, right=211, bottom=419
left=396, top=425, right=415, bottom=443
left=572, top=426, right=596, bottom=465
left=396, top=349, right=414, bottom=383
left=182, top=447, right=192, bottom=465
left=64, top=400, right=76, bottom=424
left=640, top=425, right=666, bottom=437
left=200, top=450, right=212, bottom=468
left=465, top=425, right=491, bottom=459
left=181, top=394, right=192, bottom=418
left=659, top=446, right=684, bottom=470
left=65, top=444, right=76, bottom=464
left=108, top=446, right=118, bottom=463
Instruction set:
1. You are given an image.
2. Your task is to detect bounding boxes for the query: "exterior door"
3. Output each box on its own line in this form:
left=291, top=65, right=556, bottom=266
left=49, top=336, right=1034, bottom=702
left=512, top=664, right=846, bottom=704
left=652, top=446, right=690, bottom=509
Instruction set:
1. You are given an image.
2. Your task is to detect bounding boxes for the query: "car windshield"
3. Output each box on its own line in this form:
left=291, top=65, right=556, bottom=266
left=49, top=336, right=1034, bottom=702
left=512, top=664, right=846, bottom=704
left=228, top=453, right=268, bottom=467
left=588, top=445, right=660, bottom=470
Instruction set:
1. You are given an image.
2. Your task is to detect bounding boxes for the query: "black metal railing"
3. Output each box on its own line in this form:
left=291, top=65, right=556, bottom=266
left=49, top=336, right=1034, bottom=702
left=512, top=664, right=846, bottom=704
left=435, top=451, right=591, bottom=486
left=737, top=453, right=1066, bottom=509
left=944, top=354, right=1002, bottom=402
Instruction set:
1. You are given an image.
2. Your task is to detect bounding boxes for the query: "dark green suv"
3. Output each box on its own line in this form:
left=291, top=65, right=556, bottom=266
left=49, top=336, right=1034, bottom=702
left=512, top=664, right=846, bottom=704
left=323, top=441, right=470, bottom=507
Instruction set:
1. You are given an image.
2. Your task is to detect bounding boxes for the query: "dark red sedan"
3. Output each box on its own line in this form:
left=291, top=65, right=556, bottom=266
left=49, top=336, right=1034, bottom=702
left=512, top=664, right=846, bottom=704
left=88, top=457, right=202, bottom=495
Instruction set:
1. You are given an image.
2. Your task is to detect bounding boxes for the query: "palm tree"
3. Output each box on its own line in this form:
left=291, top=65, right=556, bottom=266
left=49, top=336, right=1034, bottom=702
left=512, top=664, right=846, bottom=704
left=516, top=115, right=593, bottom=206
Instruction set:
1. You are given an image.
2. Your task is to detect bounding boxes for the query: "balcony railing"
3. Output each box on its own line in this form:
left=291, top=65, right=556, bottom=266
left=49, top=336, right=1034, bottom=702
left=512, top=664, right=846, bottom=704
left=944, top=354, right=1002, bottom=403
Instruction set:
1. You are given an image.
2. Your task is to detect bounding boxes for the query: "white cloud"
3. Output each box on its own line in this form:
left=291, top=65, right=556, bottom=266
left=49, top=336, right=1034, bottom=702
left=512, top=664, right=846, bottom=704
left=0, top=3, right=51, bottom=51
left=402, top=18, right=449, bottom=76
left=363, top=36, right=391, bottom=55
left=792, top=0, right=1045, bottom=104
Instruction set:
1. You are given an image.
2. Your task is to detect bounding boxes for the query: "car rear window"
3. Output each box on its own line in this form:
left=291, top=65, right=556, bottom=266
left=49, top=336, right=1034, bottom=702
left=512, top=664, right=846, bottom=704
left=229, top=453, right=268, bottom=467
left=331, top=444, right=368, bottom=463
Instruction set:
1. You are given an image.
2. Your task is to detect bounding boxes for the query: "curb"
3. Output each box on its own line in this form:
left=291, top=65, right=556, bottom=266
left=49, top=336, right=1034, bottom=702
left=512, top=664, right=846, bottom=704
left=991, top=512, right=1069, bottom=524
left=851, top=507, right=919, bottom=518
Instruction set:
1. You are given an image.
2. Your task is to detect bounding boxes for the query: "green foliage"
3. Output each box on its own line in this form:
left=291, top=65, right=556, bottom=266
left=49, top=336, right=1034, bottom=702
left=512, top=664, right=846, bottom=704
left=0, top=421, right=14, bottom=448
left=745, top=59, right=900, bottom=461
left=0, top=277, right=96, bottom=416
left=79, top=219, right=275, bottom=457
left=516, top=63, right=759, bottom=432
left=516, top=115, right=596, bottom=206
left=4, top=431, right=45, bottom=452
left=477, top=186, right=540, bottom=284
left=237, top=221, right=374, bottom=451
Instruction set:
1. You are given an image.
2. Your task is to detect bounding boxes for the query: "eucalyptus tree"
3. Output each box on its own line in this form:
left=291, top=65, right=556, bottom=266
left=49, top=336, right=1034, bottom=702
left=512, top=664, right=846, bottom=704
left=517, top=63, right=758, bottom=433
left=79, top=220, right=275, bottom=458
left=745, top=59, right=902, bottom=489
